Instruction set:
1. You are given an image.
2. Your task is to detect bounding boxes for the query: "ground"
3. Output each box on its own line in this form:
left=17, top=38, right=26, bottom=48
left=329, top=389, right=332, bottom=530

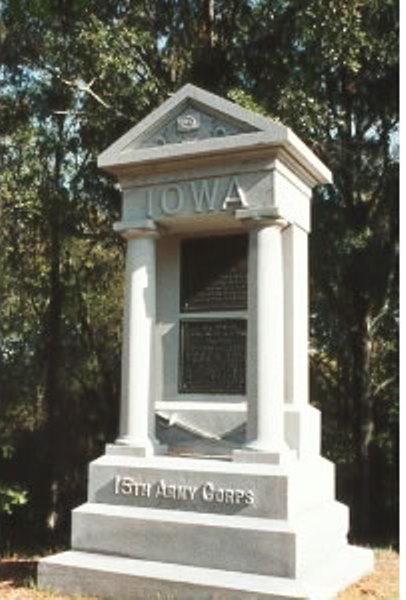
left=0, top=548, right=399, bottom=600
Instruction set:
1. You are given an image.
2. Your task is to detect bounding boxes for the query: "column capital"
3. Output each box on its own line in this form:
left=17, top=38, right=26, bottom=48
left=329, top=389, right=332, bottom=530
left=113, top=219, right=159, bottom=240
left=235, top=207, right=289, bottom=231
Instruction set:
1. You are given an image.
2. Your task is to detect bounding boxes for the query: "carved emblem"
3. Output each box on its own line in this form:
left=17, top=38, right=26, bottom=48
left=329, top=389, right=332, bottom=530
left=137, top=107, right=256, bottom=148
left=176, top=113, right=200, bottom=132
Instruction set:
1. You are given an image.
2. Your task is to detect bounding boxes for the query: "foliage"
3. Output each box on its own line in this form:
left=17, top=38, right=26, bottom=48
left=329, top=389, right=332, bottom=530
left=0, top=484, right=28, bottom=516
left=0, top=445, right=28, bottom=516
left=231, top=0, right=398, bottom=541
left=0, top=0, right=398, bottom=548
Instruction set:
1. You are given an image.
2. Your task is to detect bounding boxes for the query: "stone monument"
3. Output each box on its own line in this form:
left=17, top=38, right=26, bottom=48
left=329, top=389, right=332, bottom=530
left=38, top=84, right=373, bottom=599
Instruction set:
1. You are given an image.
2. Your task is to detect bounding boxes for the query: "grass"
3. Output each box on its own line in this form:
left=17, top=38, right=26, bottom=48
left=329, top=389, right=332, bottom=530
left=338, top=548, right=399, bottom=600
left=0, top=557, right=96, bottom=600
left=0, top=548, right=399, bottom=599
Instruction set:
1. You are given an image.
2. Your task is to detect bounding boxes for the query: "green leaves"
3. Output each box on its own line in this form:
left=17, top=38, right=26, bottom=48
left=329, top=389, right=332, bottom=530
left=0, top=485, right=28, bottom=515
left=0, top=0, right=398, bottom=545
left=0, top=445, right=28, bottom=516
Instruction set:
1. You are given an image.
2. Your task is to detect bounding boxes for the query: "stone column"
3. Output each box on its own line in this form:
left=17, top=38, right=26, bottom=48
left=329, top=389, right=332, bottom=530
left=235, top=217, right=290, bottom=464
left=282, top=223, right=321, bottom=459
left=283, top=224, right=309, bottom=406
left=108, top=220, right=165, bottom=456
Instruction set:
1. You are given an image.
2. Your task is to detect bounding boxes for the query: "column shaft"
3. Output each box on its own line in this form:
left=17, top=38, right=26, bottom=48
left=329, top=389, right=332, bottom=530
left=115, top=230, right=162, bottom=455
left=236, top=219, right=289, bottom=463
left=283, top=224, right=309, bottom=405
left=282, top=223, right=319, bottom=460
left=252, top=223, right=285, bottom=450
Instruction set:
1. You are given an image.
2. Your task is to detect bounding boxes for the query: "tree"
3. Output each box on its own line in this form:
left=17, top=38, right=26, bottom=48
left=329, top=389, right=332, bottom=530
left=239, top=0, right=398, bottom=540
left=0, top=0, right=129, bottom=542
left=0, top=0, right=398, bottom=545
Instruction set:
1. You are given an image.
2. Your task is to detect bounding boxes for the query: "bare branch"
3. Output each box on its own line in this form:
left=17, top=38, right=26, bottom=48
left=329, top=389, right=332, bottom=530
left=21, top=55, right=132, bottom=120
left=78, top=80, right=111, bottom=109
left=372, top=376, right=397, bottom=398
left=370, top=301, right=390, bottom=333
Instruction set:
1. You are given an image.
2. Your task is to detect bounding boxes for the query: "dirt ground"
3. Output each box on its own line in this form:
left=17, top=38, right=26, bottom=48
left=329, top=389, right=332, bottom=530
left=0, top=548, right=399, bottom=600
left=337, top=548, right=399, bottom=600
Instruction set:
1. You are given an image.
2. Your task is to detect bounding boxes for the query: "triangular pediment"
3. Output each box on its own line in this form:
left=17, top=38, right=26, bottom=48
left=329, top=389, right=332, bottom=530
left=98, top=84, right=332, bottom=185
left=98, top=84, right=285, bottom=172
left=132, top=100, right=257, bottom=150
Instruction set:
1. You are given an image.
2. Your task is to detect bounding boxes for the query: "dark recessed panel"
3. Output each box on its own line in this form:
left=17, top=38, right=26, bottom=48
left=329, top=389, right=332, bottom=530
left=179, top=319, right=246, bottom=394
left=180, top=235, right=248, bottom=312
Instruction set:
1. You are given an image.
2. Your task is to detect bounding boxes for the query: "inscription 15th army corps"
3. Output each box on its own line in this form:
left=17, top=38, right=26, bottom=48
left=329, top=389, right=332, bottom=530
left=114, top=475, right=255, bottom=506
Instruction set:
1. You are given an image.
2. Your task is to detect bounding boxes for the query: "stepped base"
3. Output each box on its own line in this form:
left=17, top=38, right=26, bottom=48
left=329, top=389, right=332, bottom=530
left=70, top=501, right=349, bottom=578
left=38, top=546, right=373, bottom=600
left=38, top=453, right=373, bottom=598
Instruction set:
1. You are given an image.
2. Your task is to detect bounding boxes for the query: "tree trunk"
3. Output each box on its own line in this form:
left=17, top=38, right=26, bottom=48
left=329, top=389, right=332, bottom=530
left=38, top=116, right=65, bottom=540
left=202, top=0, right=215, bottom=48
left=351, top=306, right=374, bottom=540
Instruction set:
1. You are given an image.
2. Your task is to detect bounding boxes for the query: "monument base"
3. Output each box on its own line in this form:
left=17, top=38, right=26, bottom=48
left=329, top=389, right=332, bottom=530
left=37, top=454, right=373, bottom=600
left=39, top=546, right=372, bottom=600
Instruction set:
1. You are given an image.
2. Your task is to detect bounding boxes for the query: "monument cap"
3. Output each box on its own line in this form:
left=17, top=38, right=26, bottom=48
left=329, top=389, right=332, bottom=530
left=98, top=84, right=332, bottom=186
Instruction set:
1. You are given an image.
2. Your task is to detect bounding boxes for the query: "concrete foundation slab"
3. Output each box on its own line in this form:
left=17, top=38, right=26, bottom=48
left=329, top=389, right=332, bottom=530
left=38, top=547, right=373, bottom=600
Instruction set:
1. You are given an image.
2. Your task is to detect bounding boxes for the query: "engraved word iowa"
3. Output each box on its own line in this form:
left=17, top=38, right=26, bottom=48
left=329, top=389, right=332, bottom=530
left=145, top=176, right=247, bottom=218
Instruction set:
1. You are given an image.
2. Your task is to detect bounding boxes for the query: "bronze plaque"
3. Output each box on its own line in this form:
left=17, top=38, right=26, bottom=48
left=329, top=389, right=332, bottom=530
left=179, top=319, right=246, bottom=394
left=180, top=235, right=248, bottom=312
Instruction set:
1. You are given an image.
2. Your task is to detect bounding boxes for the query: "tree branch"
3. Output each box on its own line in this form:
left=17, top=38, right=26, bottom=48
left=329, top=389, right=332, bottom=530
left=371, top=375, right=397, bottom=398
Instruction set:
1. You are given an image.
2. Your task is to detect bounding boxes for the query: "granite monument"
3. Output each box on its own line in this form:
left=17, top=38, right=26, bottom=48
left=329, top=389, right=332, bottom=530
left=38, top=84, right=373, bottom=600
